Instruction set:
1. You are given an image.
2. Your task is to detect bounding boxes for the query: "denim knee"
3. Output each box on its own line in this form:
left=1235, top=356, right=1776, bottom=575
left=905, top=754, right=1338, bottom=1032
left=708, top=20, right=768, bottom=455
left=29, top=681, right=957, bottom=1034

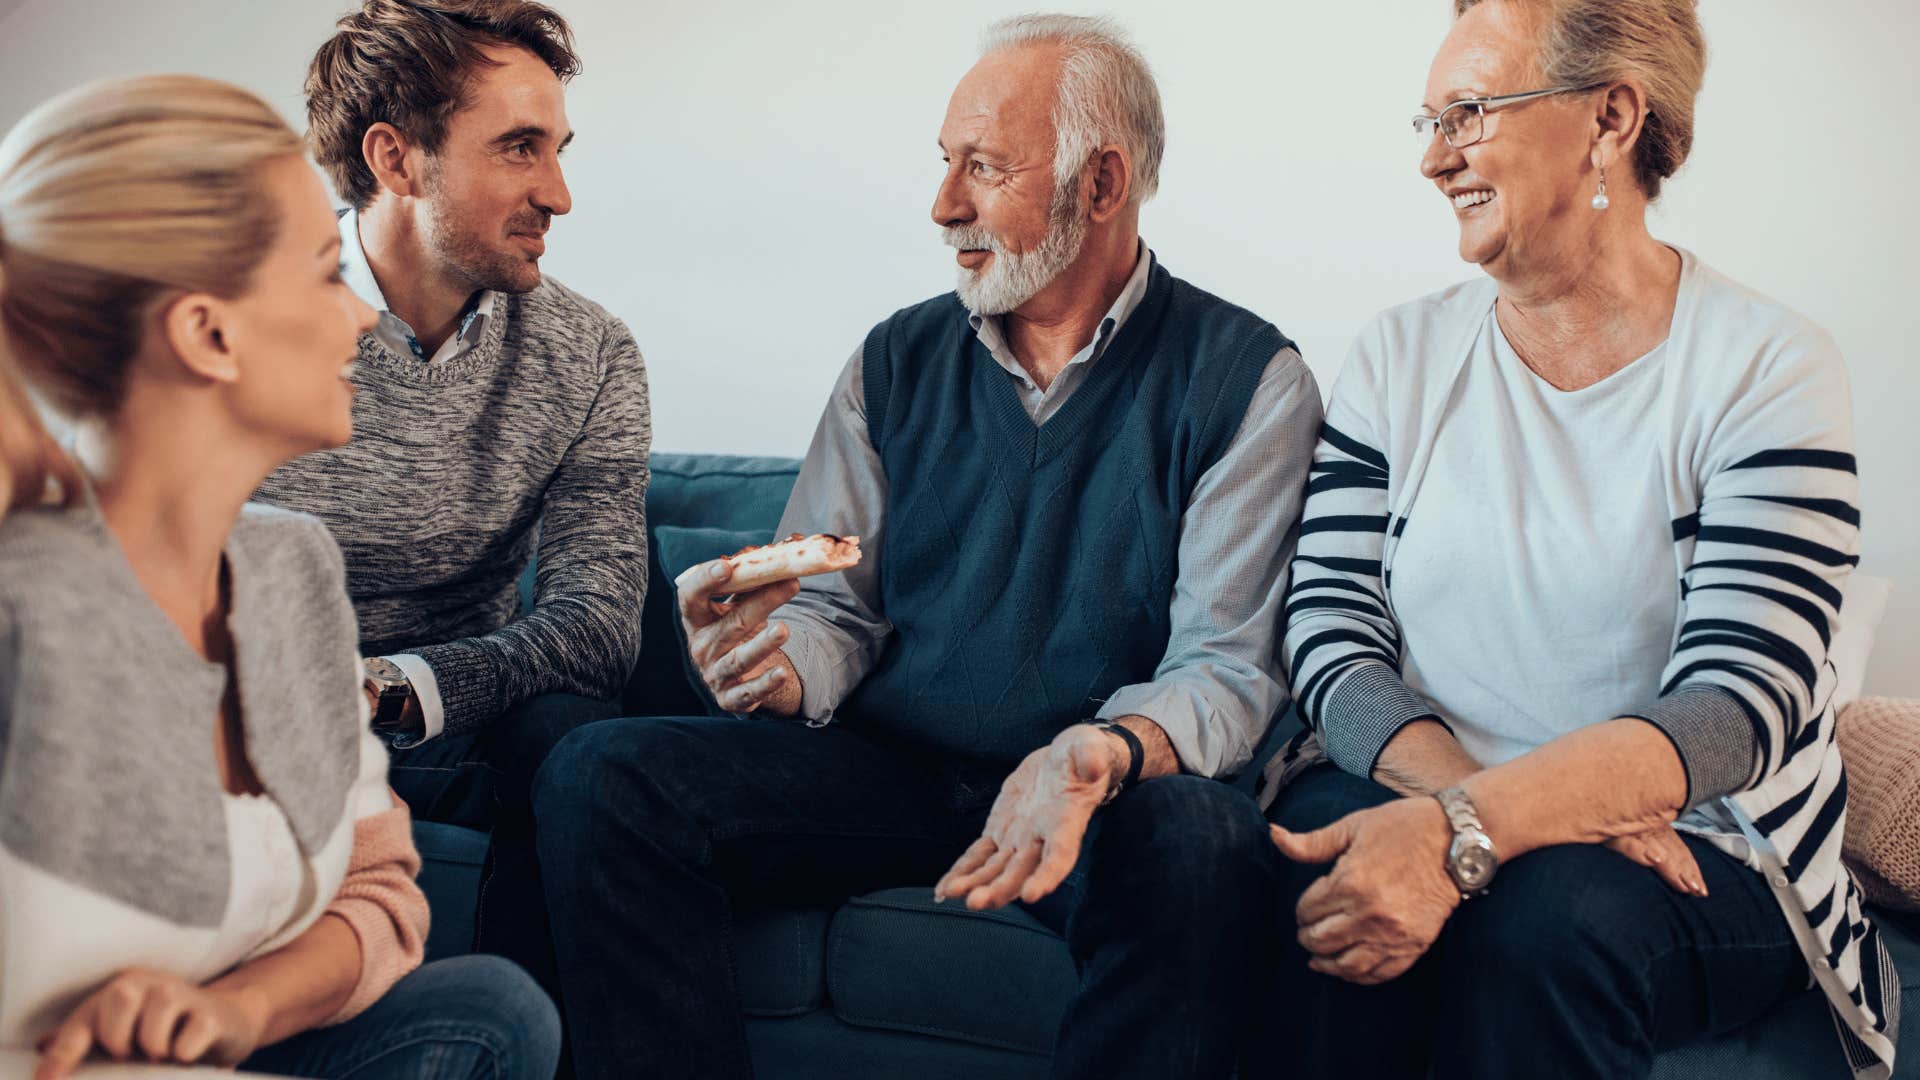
left=1093, top=775, right=1279, bottom=897
left=418, top=955, right=562, bottom=1080
left=1442, top=844, right=1653, bottom=997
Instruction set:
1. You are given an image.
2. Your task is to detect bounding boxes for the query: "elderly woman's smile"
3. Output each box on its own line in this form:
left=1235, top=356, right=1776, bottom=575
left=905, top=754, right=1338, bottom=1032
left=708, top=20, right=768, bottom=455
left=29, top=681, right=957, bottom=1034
left=1447, top=187, right=1495, bottom=211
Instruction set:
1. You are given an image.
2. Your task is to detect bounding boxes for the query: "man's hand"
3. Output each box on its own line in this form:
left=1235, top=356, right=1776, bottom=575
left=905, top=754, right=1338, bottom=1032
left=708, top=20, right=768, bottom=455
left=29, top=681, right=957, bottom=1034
left=678, top=558, right=801, bottom=715
left=1604, top=824, right=1708, bottom=896
left=1269, top=797, right=1462, bottom=985
left=35, top=968, right=269, bottom=1080
left=933, top=724, right=1125, bottom=911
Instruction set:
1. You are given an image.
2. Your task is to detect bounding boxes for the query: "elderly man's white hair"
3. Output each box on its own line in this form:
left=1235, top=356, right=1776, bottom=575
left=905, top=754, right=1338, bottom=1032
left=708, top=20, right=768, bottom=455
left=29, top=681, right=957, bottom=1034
left=979, top=14, right=1165, bottom=205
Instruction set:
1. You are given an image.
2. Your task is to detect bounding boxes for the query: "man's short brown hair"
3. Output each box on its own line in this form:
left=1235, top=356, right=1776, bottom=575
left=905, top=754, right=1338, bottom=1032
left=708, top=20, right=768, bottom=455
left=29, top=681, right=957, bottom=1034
left=306, top=0, right=581, bottom=210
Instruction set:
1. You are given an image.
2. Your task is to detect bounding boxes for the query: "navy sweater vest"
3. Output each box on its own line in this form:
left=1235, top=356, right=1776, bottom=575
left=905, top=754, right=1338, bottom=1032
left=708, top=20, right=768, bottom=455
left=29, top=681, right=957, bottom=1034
left=840, top=260, right=1287, bottom=767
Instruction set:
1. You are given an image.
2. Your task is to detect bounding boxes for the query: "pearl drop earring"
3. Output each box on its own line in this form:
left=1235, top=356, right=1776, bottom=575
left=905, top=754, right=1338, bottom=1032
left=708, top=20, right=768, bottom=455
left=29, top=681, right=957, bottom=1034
left=1591, top=168, right=1610, bottom=211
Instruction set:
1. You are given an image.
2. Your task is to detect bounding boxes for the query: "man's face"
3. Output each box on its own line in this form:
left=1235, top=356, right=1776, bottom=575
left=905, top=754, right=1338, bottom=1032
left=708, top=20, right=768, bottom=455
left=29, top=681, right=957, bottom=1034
left=932, top=44, right=1088, bottom=316
left=418, top=43, right=574, bottom=295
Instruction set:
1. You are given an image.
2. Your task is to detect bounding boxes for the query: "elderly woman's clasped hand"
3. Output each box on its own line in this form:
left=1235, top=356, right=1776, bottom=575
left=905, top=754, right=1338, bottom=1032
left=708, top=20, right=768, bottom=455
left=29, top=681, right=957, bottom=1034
left=1269, top=798, right=1464, bottom=985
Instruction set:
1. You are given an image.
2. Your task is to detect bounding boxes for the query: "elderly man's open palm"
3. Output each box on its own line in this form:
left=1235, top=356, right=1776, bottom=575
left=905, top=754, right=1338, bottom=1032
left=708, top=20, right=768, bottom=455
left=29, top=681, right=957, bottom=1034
left=934, top=725, right=1121, bottom=910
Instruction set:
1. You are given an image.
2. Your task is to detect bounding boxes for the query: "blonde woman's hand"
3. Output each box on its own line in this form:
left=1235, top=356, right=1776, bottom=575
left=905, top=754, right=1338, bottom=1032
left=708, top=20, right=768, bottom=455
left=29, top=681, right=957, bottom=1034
left=34, top=967, right=270, bottom=1080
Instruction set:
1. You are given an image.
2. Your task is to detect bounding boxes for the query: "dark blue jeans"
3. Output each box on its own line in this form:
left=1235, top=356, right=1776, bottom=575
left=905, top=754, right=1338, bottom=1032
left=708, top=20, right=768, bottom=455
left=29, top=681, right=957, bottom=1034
left=240, top=955, right=560, bottom=1079
left=1246, top=765, right=1810, bottom=1080
left=387, top=691, right=618, bottom=1003
left=386, top=693, right=623, bottom=831
left=526, top=715, right=1284, bottom=1080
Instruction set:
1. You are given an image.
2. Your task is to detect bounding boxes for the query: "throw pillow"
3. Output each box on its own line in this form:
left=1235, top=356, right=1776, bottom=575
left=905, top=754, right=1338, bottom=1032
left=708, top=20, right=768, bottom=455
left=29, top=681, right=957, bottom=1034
left=1837, top=695, right=1920, bottom=910
left=648, top=524, right=776, bottom=717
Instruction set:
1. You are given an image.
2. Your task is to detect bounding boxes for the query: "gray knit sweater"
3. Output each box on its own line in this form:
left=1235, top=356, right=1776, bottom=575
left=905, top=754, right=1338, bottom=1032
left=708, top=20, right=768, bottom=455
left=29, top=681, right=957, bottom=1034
left=255, top=275, right=650, bottom=736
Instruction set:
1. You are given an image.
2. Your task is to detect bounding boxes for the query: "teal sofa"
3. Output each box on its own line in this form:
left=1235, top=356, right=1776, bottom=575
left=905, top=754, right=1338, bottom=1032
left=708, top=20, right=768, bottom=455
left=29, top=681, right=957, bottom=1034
left=413, top=451, right=1920, bottom=1078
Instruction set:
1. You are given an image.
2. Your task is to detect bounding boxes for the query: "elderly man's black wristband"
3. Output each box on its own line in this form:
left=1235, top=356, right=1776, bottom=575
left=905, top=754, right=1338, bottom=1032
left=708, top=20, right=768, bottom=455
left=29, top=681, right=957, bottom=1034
left=1092, top=720, right=1145, bottom=796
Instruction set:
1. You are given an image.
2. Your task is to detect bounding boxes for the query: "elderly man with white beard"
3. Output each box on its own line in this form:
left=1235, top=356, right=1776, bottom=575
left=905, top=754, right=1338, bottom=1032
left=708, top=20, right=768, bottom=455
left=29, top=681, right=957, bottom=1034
left=527, top=15, right=1323, bottom=1079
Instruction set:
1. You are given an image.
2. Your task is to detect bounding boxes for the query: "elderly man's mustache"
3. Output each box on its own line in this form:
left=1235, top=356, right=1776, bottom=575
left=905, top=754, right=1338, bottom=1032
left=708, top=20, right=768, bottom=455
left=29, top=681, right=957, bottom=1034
left=942, top=224, right=1004, bottom=254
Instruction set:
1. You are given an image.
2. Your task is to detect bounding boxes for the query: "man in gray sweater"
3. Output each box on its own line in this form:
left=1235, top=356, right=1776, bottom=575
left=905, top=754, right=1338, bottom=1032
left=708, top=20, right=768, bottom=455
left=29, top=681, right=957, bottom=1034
left=254, top=0, right=648, bottom=976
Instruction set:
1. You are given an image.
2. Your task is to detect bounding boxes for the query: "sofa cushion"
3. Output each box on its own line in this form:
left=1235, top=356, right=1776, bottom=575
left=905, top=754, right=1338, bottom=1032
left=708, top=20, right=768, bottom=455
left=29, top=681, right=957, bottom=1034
left=647, top=454, right=800, bottom=535
left=736, top=906, right=835, bottom=1017
left=746, top=1009, right=1050, bottom=1080
left=826, top=887, right=1077, bottom=1054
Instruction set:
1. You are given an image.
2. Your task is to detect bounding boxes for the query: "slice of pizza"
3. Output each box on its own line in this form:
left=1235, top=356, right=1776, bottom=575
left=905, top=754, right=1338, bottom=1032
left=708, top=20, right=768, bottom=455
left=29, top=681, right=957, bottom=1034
left=691, top=533, right=863, bottom=594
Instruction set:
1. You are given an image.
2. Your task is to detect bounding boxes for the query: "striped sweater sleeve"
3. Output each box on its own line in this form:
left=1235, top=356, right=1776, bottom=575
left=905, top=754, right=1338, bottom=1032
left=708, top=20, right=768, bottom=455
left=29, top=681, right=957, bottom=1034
left=1282, top=328, right=1440, bottom=778
left=1625, top=326, right=1860, bottom=807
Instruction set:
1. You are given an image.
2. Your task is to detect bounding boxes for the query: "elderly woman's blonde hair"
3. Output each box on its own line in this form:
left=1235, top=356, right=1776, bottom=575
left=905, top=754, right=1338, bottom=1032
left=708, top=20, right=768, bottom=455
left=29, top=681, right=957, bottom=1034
left=1455, top=0, right=1707, bottom=198
left=0, top=74, right=303, bottom=512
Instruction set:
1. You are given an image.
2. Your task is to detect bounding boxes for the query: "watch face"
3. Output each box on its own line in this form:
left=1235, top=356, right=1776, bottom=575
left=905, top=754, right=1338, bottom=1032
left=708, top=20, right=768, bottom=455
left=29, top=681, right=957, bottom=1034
left=363, top=656, right=406, bottom=688
left=1451, top=834, right=1498, bottom=891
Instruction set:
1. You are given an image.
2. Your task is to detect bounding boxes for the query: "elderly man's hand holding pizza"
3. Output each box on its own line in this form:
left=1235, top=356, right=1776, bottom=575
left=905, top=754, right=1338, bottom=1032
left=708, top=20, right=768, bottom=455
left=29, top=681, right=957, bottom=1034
left=675, top=534, right=862, bottom=715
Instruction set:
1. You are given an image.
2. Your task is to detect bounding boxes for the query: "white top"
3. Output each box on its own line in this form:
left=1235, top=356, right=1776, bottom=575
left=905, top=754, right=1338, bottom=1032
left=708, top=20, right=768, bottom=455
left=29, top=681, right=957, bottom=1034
left=1394, top=310, right=1676, bottom=766
left=208, top=793, right=315, bottom=967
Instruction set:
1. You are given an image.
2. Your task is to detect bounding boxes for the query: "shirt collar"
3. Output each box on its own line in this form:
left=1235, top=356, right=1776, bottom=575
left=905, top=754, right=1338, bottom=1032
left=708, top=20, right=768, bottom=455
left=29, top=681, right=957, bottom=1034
left=337, top=208, right=498, bottom=364
left=969, top=239, right=1154, bottom=386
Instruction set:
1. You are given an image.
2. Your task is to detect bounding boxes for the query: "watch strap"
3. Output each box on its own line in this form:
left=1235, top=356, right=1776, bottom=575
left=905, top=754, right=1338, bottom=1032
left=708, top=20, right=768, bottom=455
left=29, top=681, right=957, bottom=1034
left=363, top=659, right=420, bottom=744
left=1093, top=721, right=1144, bottom=800
left=1434, top=785, right=1485, bottom=834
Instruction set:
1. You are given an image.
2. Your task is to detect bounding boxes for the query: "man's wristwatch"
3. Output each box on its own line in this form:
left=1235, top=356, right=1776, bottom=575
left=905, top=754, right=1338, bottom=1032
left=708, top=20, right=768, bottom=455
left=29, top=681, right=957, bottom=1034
left=1091, top=721, right=1144, bottom=804
left=362, top=657, right=421, bottom=745
left=1433, top=785, right=1499, bottom=898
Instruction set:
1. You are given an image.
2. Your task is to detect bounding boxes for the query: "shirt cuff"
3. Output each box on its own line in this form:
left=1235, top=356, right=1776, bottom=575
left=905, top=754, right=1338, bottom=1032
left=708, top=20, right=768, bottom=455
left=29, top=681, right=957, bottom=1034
left=1620, top=685, right=1759, bottom=809
left=1096, top=681, right=1255, bottom=779
left=385, top=653, right=445, bottom=744
left=1317, top=662, right=1443, bottom=779
left=776, top=620, right=847, bottom=723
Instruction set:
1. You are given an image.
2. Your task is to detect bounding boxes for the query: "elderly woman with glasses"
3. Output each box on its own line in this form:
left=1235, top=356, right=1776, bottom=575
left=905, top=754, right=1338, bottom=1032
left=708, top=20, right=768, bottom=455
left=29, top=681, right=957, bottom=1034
left=1246, top=2, right=1894, bottom=1079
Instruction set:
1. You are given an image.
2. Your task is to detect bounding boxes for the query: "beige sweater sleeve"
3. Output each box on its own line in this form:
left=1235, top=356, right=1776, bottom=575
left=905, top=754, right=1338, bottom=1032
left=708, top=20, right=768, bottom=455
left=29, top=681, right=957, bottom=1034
left=321, top=790, right=430, bottom=1024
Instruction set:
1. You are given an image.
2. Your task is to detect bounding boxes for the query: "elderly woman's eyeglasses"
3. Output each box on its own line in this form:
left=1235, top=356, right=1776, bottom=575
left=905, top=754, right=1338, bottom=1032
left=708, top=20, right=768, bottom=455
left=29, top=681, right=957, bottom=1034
left=1412, top=83, right=1606, bottom=149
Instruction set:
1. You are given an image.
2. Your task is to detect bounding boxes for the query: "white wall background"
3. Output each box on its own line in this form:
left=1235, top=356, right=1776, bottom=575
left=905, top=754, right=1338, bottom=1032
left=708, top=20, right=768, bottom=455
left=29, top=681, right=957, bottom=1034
left=3, top=0, right=1916, bottom=695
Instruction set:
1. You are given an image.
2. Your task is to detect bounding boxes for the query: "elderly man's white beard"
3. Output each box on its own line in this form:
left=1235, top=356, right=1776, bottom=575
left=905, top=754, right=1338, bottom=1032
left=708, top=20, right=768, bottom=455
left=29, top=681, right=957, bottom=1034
left=944, top=188, right=1089, bottom=317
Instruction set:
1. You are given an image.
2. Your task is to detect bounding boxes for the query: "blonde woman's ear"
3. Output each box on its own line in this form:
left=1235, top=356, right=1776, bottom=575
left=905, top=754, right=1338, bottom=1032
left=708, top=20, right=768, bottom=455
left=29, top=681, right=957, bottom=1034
left=159, top=292, right=242, bottom=385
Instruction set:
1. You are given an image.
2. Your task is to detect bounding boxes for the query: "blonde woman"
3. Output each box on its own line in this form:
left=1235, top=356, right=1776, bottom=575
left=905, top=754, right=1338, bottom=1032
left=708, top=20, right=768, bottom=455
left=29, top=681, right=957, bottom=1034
left=0, top=76, right=559, bottom=1079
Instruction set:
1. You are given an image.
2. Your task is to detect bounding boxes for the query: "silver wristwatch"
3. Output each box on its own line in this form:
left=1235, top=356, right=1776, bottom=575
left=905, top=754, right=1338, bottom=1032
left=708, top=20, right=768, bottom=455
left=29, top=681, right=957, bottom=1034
left=1433, top=785, right=1499, bottom=898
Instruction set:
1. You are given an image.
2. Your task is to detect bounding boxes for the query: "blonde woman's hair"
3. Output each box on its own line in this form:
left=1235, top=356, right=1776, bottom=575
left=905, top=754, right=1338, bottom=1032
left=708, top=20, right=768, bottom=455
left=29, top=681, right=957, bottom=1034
left=0, top=74, right=305, bottom=513
left=0, top=349, right=74, bottom=513
left=1455, top=0, right=1707, bottom=198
